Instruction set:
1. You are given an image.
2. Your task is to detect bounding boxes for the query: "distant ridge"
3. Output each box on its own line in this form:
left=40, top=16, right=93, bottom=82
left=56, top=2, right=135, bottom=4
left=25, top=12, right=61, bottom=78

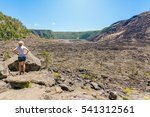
left=31, top=29, right=100, bottom=40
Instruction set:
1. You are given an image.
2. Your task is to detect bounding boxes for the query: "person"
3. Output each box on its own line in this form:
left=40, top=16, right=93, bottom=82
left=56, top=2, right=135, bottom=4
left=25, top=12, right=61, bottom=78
left=13, top=41, right=29, bottom=75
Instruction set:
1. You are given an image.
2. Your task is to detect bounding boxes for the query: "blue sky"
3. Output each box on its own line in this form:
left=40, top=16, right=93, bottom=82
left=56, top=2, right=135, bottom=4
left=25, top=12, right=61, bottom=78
left=0, top=0, right=150, bottom=31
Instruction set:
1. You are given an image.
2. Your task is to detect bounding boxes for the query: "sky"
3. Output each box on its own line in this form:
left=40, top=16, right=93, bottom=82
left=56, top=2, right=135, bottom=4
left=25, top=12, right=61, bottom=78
left=0, top=0, right=150, bottom=31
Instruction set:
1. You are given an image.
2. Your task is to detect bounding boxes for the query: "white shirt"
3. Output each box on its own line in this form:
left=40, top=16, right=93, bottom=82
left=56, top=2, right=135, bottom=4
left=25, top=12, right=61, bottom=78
left=15, top=45, right=29, bottom=57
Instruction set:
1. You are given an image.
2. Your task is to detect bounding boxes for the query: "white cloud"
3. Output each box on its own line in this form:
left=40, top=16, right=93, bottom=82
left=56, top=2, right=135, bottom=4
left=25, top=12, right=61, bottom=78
left=34, top=23, right=40, bottom=27
left=51, top=22, right=56, bottom=26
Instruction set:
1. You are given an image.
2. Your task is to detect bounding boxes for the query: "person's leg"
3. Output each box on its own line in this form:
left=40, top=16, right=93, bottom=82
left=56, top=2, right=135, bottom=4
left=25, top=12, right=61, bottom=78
left=19, top=62, right=22, bottom=75
left=22, top=61, right=26, bottom=73
left=22, top=56, right=26, bottom=74
left=18, top=61, right=23, bottom=75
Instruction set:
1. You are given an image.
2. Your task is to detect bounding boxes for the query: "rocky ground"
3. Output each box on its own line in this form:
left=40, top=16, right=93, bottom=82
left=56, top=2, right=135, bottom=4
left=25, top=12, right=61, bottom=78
left=0, top=38, right=150, bottom=100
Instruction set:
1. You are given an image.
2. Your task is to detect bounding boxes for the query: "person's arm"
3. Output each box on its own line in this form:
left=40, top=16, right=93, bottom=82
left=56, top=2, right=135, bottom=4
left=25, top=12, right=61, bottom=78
left=24, top=47, right=30, bottom=55
left=13, top=48, right=19, bottom=55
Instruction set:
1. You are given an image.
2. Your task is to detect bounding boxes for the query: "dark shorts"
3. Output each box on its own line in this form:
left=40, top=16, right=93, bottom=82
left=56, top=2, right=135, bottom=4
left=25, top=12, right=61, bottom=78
left=18, top=56, right=26, bottom=62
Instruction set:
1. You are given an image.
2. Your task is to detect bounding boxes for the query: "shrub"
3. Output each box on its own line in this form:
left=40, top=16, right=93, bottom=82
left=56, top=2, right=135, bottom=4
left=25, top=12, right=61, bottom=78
left=3, top=51, right=11, bottom=61
left=41, top=51, right=52, bottom=68
left=122, top=96, right=129, bottom=100
left=123, top=88, right=133, bottom=95
left=129, top=63, right=139, bottom=77
left=53, top=72, right=61, bottom=79
left=21, top=82, right=32, bottom=88
left=81, top=73, right=97, bottom=81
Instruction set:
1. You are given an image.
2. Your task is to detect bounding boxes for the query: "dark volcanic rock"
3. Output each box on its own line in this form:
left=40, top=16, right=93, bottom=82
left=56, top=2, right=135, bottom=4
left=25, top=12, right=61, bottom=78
left=109, top=91, right=118, bottom=100
left=101, top=74, right=109, bottom=79
left=59, top=84, right=74, bottom=92
left=8, top=81, right=31, bottom=89
left=147, top=81, right=150, bottom=86
left=91, top=82, right=101, bottom=90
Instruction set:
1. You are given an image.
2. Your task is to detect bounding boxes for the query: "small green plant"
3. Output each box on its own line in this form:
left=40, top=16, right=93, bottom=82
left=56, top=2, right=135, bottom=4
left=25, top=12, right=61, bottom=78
left=3, top=51, right=11, bottom=61
left=143, top=96, right=150, bottom=100
left=92, top=76, right=97, bottom=81
left=123, top=88, right=132, bottom=95
left=130, top=63, right=138, bottom=76
left=144, top=72, right=150, bottom=78
left=81, top=73, right=91, bottom=79
left=53, top=72, right=61, bottom=79
left=41, top=50, right=52, bottom=68
left=21, top=82, right=32, bottom=89
left=81, top=73, right=97, bottom=81
left=122, top=96, right=129, bottom=100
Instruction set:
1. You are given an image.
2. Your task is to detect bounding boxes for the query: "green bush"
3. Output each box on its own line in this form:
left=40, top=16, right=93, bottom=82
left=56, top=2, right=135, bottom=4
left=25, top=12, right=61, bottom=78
left=21, top=82, right=32, bottom=88
left=53, top=72, right=61, bottom=79
left=0, top=12, right=30, bottom=40
left=41, top=51, right=52, bottom=68
left=3, top=51, right=11, bottom=60
left=123, top=88, right=133, bottom=95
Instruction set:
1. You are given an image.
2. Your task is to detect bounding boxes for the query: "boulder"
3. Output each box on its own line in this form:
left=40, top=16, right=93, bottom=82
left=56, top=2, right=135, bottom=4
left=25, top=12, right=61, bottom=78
left=0, top=61, right=9, bottom=79
left=55, top=86, right=63, bottom=93
left=0, top=81, right=7, bottom=87
left=6, top=52, right=41, bottom=72
left=8, top=80, right=31, bottom=89
left=90, top=82, right=101, bottom=90
left=0, top=81, right=9, bottom=93
left=147, top=81, right=150, bottom=86
left=59, top=84, right=74, bottom=92
left=74, top=79, right=84, bottom=88
left=109, top=91, right=118, bottom=100
left=4, top=71, right=55, bottom=89
left=101, top=74, right=109, bottom=79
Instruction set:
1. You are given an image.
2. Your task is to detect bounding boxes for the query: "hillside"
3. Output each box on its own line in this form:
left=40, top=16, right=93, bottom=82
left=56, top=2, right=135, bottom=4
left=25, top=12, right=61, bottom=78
left=0, top=12, right=30, bottom=40
left=90, top=11, right=150, bottom=45
left=31, top=29, right=100, bottom=39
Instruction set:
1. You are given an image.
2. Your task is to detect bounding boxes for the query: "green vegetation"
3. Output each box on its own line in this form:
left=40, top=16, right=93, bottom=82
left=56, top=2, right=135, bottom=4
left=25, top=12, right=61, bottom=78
left=143, top=96, right=150, bottom=100
left=144, top=72, right=150, bottom=78
left=130, top=63, right=138, bottom=76
left=3, top=51, right=11, bottom=60
left=123, top=88, right=133, bottom=95
left=53, top=72, right=61, bottom=80
left=0, top=12, right=30, bottom=40
left=40, top=50, right=52, bottom=68
left=11, top=81, right=32, bottom=89
left=31, top=29, right=100, bottom=40
left=81, top=73, right=91, bottom=79
left=81, top=73, right=97, bottom=81
left=21, top=82, right=32, bottom=89
left=122, top=96, right=129, bottom=100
